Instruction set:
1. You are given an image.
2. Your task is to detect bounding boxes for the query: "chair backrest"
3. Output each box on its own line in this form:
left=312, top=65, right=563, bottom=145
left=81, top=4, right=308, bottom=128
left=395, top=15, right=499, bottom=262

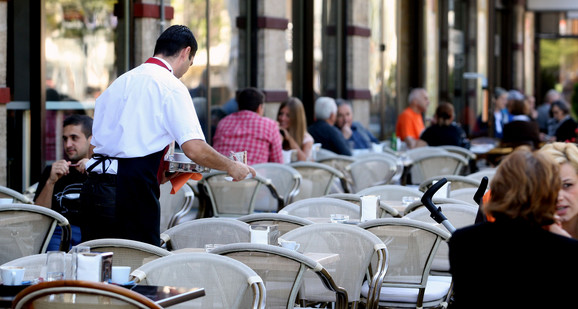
left=346, top=157, right=397, bottom=193
left=236, top=213, right=314, bottom=236
left=418, top=175, right=481, bottom=193
left=0, top=204, right=71, bottom=265
left=211, top=243, right=348, bottom=309
left=352, top=152, right=404, bottom=184
left=315, top=148, right=339, bottom=161
left=200, top=171, right=277, bottom=217
left=324, top=193, right=401, bottom=218
left=438, top=145, right=477, bottom=160
left=409, top=153, right=469, bottom=185
left=131, top=252, right=265, bottom=309
left=404, top=147, right=449, bottom=161
left=358, top=218, right=451, bottom=308
left=1, top=253, right=74, bottom=282
left=289, top=162, right=349, bottom=201
left=75, top=238, right=172, bottom=271
left=280, top=197, right=361, bottom=220
left=357, top=185, right=422, bottom=204
left=252, top=163, right=302, bottom=210
left=316, top=155, right=357, bottom=192
left=160, top=218, right=251, bottom=250
left=404, top=203, right=478, bottom=274
left=403, top=197, right=473, bottom=216
left=466, top=168, right=497, bottom=183
left=354, top=152, right=399, bottom=162
left=12, top=280, right=163, bottom=309
left=0, top=186, right=34, bottom=204
left=282, top=223, right=387, bottom=308
left=448, top=187, right=482, bottom=205
left=159, top=181, right=195, bottom=232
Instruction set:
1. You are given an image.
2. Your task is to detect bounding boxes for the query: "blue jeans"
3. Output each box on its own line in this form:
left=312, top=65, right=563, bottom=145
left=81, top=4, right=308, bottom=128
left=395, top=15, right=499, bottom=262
left=47, top=225, right=82, bottom=251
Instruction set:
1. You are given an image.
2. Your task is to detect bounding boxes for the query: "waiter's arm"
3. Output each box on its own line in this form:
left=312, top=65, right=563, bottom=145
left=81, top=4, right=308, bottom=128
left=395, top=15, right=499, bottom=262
left=181, top=139, right=256, bottom=181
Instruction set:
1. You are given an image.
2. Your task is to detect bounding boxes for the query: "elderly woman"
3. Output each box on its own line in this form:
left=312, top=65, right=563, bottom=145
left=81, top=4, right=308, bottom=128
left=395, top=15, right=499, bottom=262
left=540, top=142, right=578, bottom=238
left=448, top=148, right=578, bottom=308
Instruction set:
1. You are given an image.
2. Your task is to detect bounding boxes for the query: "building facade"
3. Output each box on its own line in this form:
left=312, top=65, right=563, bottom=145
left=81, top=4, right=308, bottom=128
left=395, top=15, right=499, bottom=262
left=1, top=0, right=578, bottom=191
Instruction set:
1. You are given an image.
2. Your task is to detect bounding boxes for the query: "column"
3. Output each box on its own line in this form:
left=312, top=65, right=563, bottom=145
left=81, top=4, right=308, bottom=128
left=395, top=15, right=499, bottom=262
left=133, top=1, right=175, bottom=64
left=347, top=0, right=372, bottom=127
left=0, top=0, right=8, bottom=186
left=511, top=0, right=525, bottom=91
left=237, top=0, right=288, bottom=120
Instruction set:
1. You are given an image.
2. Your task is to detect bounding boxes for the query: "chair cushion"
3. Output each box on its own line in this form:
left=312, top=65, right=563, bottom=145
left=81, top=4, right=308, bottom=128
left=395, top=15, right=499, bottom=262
left=361, top=276, right=452, bottom=303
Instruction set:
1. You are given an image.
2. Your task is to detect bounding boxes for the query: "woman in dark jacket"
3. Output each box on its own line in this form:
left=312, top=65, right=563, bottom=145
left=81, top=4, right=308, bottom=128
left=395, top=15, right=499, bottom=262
left=501, top=99, right=541, bottom=149
left=449, top=148, right=578, bottom=308
left=550, top=100, right=578, bottom=142
left=420, top=102, right=469, bottom=148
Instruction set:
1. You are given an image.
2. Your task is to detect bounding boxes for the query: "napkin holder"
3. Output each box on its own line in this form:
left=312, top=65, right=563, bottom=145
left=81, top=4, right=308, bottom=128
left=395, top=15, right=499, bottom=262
left=76, top=252, right=113, bottom=282
left=250, top=225, right=280, bottom=245
left=360, top=195, right=379, bottom=222
left=433, top=180, right=451, bottom=199
left=163, top=142, right=211, bottom=173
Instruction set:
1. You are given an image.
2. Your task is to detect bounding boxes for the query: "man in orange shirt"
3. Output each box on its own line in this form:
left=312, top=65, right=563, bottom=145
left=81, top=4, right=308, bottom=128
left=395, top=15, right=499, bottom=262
left=395, top=88, right=430, bottom=148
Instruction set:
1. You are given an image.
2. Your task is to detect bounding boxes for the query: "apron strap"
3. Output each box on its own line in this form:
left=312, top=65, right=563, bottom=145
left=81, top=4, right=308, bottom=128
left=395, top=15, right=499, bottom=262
left=87, top=153, right=120, bottom=174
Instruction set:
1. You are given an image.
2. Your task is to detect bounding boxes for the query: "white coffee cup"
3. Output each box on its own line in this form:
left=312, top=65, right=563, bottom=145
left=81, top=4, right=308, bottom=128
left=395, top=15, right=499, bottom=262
left=111, top=266, right=131, bottom=284
left=1, top=266, right=25, bottom=285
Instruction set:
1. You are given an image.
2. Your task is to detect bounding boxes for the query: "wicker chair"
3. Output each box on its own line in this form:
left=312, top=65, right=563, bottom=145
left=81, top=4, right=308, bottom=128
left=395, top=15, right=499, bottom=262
left=160, top=217, right=251, bottom=250
left=0, top=204, right=71, bottom=265
left=12, top=280, right=163, bottom=309
left=131, top=252, right=265, bottom=308
left=359, top=218, right=452, bottom=308
left=211, top=243, right=348, bottom=309
left=282, top=223, right=388, bottom=308
left=75, top=238, right=172, bottom=271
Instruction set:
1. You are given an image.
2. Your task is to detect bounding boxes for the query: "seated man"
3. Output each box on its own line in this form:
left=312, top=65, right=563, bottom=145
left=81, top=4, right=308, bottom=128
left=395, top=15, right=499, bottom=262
left=395, top=88, right=430, bottom=148
left=34, top=114, right=92, bottom=251
left=213, top=87, right=283, bottom=165
left=308, top=97, right=352, bottom=156
left=335, top=99, right=379, bottom=149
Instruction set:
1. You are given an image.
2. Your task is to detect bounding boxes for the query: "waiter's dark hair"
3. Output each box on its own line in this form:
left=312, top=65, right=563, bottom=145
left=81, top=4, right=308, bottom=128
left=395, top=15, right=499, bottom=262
left=237, top=87, right=265, bottom=112
left=63, top=114, right=93, bottom=138
left=153, top=25, right=198, bottom=59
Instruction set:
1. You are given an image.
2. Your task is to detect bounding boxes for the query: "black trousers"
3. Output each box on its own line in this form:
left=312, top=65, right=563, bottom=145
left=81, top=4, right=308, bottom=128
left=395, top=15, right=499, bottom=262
left=80, top=150, right=163, bottom=246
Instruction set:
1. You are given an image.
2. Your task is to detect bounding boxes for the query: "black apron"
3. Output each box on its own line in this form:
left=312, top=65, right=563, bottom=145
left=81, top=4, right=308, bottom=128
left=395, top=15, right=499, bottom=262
left=80, top=150, right=164, bottom=246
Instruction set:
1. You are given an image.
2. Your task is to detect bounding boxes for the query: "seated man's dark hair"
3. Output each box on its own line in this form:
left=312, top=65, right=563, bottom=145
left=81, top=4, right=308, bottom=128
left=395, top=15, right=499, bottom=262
left=63, top=114, right=93, bottom=138
left=236, top=87, right=265, bottom=112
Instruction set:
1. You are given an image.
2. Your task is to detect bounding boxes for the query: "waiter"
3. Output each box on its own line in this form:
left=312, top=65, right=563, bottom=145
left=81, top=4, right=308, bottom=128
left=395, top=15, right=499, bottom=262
left=81, top=25, right=255, bottom=246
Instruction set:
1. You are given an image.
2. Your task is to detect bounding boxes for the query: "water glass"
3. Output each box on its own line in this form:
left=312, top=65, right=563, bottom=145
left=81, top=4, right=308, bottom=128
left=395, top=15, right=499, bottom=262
left=402, top=196, right=420, bottom=207
left=45, top=251, right=65, bottom=281
left=330, top=214, right=349, bottom=223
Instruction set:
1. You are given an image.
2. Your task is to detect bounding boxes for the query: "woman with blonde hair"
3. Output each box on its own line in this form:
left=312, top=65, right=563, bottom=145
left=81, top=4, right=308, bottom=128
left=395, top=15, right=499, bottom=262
left=540, top=142, right=578, bottom=238
left=277, top=97, right=314, bottom=161
left=449, top=148, right=578, bottom=308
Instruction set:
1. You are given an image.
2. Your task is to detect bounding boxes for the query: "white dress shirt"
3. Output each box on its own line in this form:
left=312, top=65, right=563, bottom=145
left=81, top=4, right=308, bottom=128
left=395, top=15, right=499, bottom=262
left=88, top=59, right=205, bottom=173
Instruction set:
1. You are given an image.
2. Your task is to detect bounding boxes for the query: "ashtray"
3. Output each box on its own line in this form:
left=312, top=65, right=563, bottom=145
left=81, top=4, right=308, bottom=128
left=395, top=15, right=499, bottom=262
left=164, top=153, right=211, bottom=173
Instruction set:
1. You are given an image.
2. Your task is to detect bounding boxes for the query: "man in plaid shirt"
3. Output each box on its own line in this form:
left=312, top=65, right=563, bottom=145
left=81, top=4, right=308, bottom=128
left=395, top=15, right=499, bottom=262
left=213, top=87, right=284, bottom=165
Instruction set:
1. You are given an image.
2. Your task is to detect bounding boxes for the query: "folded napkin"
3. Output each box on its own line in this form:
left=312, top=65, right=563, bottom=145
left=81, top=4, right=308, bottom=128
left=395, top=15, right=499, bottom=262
left=170, top=173, right=203, bottom=194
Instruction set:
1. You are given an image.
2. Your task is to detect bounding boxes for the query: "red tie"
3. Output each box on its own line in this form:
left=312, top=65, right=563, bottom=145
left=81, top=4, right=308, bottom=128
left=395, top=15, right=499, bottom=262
left=145, top=57, right=172, bottom=72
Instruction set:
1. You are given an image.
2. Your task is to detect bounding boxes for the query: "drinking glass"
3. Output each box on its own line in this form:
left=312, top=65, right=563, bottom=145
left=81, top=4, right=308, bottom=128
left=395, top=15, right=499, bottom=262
left=45, top=251, right=65, bottom=281
left=330, top=214, right=349, bottom=223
